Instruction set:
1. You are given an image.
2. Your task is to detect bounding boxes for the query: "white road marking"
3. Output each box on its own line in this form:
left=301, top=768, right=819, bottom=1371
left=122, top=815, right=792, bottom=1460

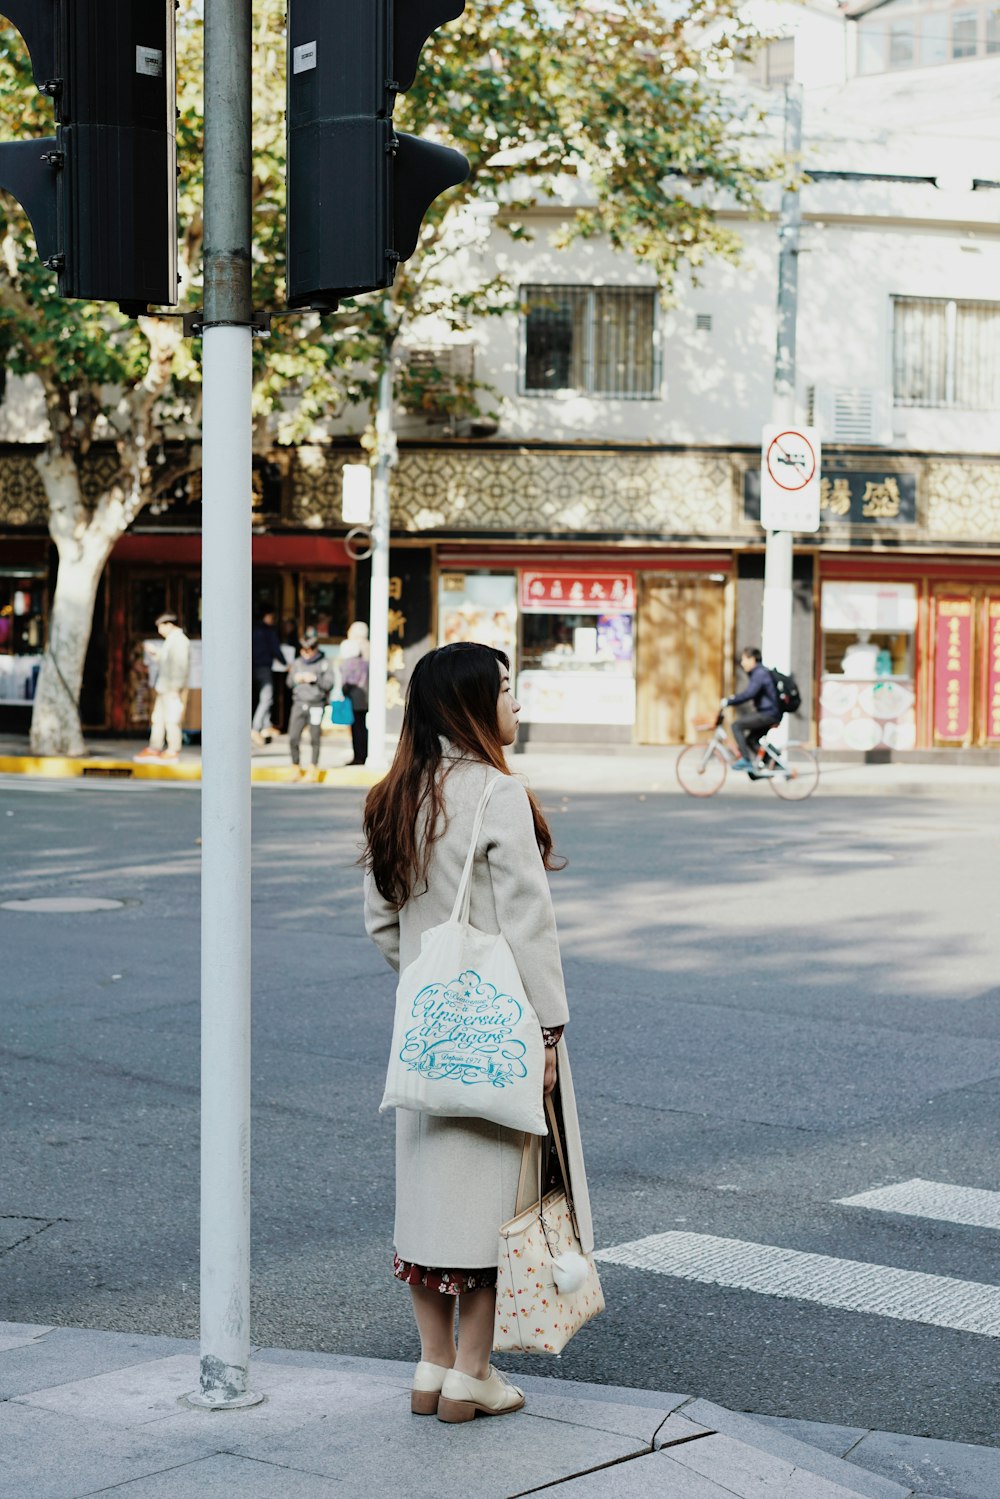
left=594, top=1231, right=1000, bottom=1336
left=836, top=1178, right=1000, bottom=1231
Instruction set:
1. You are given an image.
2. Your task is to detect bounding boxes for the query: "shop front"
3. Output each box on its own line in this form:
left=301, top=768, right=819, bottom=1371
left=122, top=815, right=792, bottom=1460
left=102, top=533, right=354, bottom=734
left=817, top=558, right=1000, bottom=751
left=0, top=539, right=48, bottom=716
left=433, top=548, right=733, bottom=744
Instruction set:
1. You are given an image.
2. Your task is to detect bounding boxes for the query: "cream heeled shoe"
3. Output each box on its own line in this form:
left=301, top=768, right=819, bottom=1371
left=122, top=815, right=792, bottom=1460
left=411, top=1360, right=452, bottom=1415
left=437, top=1365, right=525, bottom=1423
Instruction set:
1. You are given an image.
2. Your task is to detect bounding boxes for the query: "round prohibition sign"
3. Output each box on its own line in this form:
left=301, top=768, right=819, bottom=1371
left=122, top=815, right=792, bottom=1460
left=766, top=430, right=817, bottom=492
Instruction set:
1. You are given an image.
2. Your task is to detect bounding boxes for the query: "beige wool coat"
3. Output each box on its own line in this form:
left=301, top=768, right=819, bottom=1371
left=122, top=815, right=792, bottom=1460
left=365, top=750, right=594, bottom=1268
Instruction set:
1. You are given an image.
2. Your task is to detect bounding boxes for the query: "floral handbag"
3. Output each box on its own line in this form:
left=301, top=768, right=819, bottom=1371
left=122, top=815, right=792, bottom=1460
left=493, top=1096, right=605, bottom=1355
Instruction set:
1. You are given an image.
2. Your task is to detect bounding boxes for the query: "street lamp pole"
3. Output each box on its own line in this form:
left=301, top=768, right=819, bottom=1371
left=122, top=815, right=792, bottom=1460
left=761, top=82, right=804, bottom=695
left=189, top=0, right=261, bottom=1410
left=366, top=305, right=396, bottom=771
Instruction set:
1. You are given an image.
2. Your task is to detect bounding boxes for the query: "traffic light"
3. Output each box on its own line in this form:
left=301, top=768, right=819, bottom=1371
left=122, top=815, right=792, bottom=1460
left=0, top=0, right=178, bottom=314
left=286, top=0, right=469, bottom=310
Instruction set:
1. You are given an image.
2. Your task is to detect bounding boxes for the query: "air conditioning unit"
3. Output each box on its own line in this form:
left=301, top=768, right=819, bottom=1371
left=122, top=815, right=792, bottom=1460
left=400, top=344, right=475, bottom=419
left=808, top=385, right=892, bottom=446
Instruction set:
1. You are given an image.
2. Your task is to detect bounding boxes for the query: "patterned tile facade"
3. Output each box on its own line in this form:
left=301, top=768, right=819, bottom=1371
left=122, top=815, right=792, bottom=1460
left=4, top=444, right=1000, bottom=543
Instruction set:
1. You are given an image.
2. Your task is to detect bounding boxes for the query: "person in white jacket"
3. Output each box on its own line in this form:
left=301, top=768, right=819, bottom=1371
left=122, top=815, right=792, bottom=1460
left=135, top=614, right=191, bottom=763
left=363, top=642, right=592, bottom=1425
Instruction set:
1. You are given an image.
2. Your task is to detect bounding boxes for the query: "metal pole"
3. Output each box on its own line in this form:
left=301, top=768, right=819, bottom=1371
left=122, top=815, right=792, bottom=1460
left=761, top=82, right=803, bottom=701
left=188, top=0, right=261, bottom=1411
left=366, top=312, right=395, bottom=770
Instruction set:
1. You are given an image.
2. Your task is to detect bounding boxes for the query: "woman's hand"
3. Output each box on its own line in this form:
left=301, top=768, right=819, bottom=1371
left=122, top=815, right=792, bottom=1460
left=543, top=1048, right=557, bottom=1096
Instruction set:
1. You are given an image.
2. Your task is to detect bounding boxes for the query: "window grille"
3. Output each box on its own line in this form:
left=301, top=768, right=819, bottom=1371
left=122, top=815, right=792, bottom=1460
left=893, top=297, right=1000, bottom=410
left=400, top=344, right=475, bottom=416
left=521, top=285, right=659, bottom=399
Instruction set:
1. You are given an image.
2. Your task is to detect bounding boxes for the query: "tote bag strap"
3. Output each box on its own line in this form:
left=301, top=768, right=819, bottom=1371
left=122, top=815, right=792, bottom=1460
left=448, top=773, right=504, bottom=926
left=540, top=1093, right=582, bottom=1241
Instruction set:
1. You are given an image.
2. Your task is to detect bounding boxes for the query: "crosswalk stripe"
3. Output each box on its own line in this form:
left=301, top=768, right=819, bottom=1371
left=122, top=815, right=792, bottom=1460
left=594, top=1231, right=1000, bottom=1337
left=835, top=1178, right=1000, bottom=1231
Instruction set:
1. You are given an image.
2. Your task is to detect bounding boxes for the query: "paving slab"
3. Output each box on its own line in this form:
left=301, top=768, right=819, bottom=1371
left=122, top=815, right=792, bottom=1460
left=845, top=1429, right=1000, bottom=1499
left=681, top=1402, right=912, bottom=1499
left=743, top=1413, right=870, bottom=1458
left=0, top=1327, right=194, bottom=1401
left=530, top=1449, right=765, bottom=1498
left=653, top=1411, right=715, bottom=1448
left=232, top=1400, right=646, bottom=1499
left=79, top=1452, right=350, bottom=1497
left=0, top=1400, right=221, bottom=1499
left=0, top=1323, right=55, bottom=1354
left=515, top=1391, right=683, bottom=1444
left=663, top=1432, right=894, bottom=1499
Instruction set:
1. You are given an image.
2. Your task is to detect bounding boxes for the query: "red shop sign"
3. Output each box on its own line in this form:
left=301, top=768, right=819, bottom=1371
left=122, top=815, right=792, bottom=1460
left=933, top=597, right=973, bottom=741
left=520, top=571, right=636, bottom=614
left=987, top=599, right=1000, bottom=742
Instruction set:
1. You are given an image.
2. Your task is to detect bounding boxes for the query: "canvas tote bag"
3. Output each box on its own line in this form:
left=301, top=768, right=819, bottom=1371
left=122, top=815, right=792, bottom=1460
left=379, top=774, right=547, bottom=1135
left=494, top=1096, right=605, bottom=1355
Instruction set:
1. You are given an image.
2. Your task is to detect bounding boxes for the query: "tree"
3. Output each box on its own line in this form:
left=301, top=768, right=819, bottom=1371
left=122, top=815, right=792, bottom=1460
left=0, top=0, right=774, bottom=754
left=0, top=3, right=289, bottom=754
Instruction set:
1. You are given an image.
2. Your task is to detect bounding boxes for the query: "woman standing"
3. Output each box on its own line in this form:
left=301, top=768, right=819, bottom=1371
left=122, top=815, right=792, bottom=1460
left=363, top=642, right=593, bottom=1423
left=339, top=621, right=370, bottom=765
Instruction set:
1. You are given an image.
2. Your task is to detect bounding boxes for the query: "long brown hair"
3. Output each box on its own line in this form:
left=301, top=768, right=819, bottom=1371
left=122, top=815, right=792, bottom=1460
left=362, top=642, right=561, bottom=908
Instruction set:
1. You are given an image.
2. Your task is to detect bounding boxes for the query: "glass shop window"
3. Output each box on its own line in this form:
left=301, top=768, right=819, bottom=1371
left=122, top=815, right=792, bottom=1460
left=521, top=612, right=635, bottom=674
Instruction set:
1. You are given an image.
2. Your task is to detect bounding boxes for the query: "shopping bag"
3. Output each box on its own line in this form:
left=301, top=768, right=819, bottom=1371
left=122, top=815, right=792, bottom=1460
left=379, top=776, right=546, bottom=1135
left=494, top=1097, right=605, bottom=1354
left=329, top=696, right=355, bottom=726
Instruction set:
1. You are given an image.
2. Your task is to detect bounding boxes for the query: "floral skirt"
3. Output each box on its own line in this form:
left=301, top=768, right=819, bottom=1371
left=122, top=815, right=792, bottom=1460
left=393, top=1253, right=498, bottom=1296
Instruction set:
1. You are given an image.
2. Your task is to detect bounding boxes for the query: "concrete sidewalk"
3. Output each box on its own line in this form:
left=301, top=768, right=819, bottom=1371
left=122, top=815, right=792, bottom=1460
left=0, top=732, right=998, bottom=798
left=2, top=1322, right=997, bottom=1498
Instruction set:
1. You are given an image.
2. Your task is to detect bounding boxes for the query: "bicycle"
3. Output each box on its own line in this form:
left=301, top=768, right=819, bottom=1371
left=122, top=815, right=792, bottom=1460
left=676, top=710, right=820, bottom=800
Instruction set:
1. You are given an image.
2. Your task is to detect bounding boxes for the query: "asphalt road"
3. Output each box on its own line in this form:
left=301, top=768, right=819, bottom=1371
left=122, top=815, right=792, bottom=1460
left=2, top=775, right=999, bottom=1445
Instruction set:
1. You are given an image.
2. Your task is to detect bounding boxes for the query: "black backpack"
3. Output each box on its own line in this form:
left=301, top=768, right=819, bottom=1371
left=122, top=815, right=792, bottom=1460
left=769, top=667, right=801, bottom=716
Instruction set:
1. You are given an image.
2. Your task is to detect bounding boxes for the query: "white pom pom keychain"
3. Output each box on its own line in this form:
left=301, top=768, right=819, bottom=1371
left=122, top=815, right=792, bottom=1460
left=551, top=1250, right=589, bottom=1295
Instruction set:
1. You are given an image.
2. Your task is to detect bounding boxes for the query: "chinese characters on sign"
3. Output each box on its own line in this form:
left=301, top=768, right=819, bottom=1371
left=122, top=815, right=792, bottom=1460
left=519, top=572, right=637, bottom=614
left=744, top=471, right=917, bottom=527
left=933, top=598, right=973, bottom=741
left=988, top=600, right=1000, bottom=742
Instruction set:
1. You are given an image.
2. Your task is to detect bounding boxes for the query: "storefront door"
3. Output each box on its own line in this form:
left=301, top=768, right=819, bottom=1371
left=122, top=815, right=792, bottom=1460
left=930, top=584, right=1000, bottom=747
left=636, top=574, right=726, bottom=744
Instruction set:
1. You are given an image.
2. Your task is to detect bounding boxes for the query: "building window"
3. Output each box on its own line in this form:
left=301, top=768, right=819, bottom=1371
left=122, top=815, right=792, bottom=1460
left=521, top=285, right=659, bottom=399
left=893, top=297, right=1000, bottom=410
left=735, top=37, right=795, bottom=87
left=857, top=0, right=999, bottom=71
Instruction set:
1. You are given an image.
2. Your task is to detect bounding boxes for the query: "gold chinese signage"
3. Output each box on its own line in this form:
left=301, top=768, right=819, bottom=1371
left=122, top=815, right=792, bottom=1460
left=744, top=470, right=917, bottom=526
left=934, top=598, right=973, bottom=741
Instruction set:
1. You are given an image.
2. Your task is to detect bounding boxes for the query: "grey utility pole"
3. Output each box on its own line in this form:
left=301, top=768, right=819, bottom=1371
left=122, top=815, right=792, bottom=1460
left=366, top=307, right=397, bottom=770
left=187, top=0, right=261, bottom=1410
left=761, top=81, right=804, bottom=701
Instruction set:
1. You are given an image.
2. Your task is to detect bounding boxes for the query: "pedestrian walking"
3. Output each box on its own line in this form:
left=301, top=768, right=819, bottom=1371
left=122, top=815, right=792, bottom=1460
left=338, top=620, right=370, bottom=765
left=134, top=614, right=190, bottom=763
left=287, top=627, right=334, bottom=781
left=251, top=608, right=285, bottom=745
left=362, top=641, right=593, bottom=1423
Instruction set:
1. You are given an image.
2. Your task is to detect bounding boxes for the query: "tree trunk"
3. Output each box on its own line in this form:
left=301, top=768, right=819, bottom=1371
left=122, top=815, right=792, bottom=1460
left=29, top=454, right=128, bottom=757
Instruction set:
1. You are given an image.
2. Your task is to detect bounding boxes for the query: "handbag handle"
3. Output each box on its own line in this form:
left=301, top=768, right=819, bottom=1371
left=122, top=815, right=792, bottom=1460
left=448, top=774, right=503, bottom=926
left=520, top=1090, right=582, bottom=1249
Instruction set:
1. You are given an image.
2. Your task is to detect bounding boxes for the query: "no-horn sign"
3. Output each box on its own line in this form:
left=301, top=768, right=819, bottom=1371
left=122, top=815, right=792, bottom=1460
left=760, top=424, right=821, bottom=532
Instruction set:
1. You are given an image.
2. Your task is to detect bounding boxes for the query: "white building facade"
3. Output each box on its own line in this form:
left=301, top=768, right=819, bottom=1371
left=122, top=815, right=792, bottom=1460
left=2, top=0, right=997, bottom=749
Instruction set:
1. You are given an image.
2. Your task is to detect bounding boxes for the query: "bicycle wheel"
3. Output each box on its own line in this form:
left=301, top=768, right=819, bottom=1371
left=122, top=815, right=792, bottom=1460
left=768, top=744, right=820, bottom=801
left=676, top=743, right=727, bottom=797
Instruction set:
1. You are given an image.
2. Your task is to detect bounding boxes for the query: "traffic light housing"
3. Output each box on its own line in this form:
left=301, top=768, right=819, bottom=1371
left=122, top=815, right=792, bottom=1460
left=286, top=0, right=469, bottom=309
left=0, top=0, right=178, bottom=314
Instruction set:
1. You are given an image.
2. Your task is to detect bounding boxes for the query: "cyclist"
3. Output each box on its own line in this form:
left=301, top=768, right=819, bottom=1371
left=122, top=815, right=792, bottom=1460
left=722, top=647, right=781, bottom=775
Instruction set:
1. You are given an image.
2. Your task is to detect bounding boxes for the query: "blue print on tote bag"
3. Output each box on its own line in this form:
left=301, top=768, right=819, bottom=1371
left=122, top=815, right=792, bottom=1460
left=380, top=775, right=547, bottom=1134
left=400, top=969, right=528, bottom=1089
